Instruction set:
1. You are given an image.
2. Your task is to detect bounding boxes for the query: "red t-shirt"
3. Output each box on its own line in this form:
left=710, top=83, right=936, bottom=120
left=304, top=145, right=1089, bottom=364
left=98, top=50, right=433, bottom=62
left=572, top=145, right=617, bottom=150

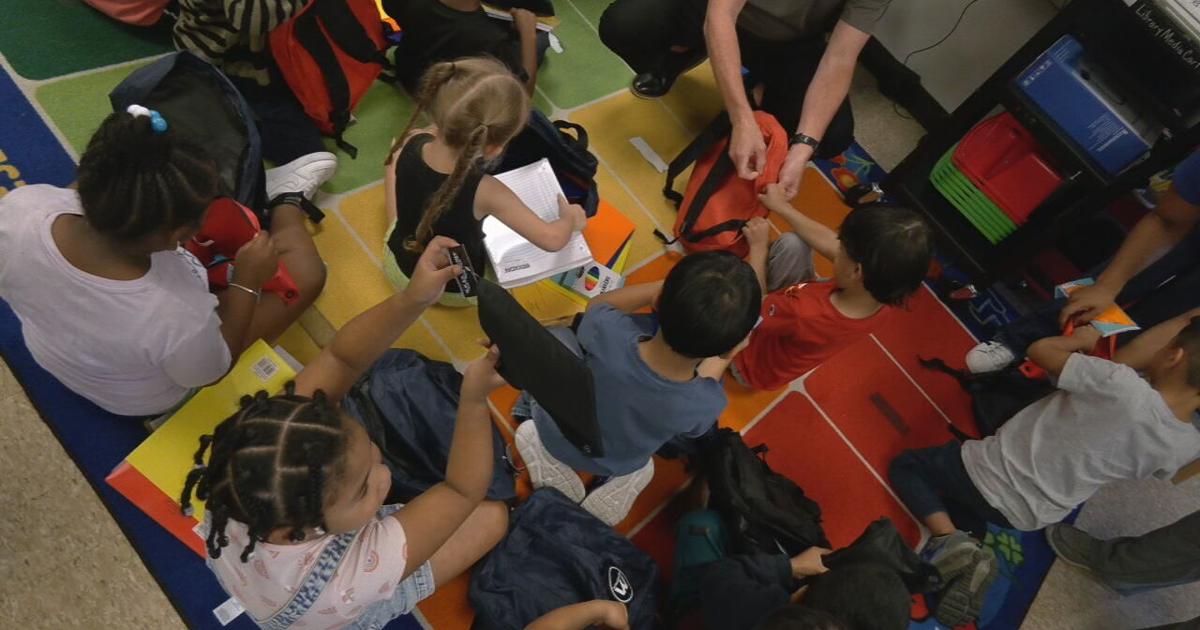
left=734, top=281, right=890, bottom=390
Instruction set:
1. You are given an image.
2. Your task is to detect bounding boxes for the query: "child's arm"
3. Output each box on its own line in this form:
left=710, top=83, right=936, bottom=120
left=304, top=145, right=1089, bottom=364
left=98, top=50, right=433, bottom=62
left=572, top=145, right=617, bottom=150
left=1027, top=326, right=1103, bottom=380
left=393, top=344, right=507, bottom=579
left=511, top=8, right=540, bottom=95
left=742, top=217, right=771, bottom=295
left=217, top=232, right=279, bottom=358
left=589, top=280, right=664, bottom=314
left=480, top=178, right=586, bottom=252
left=292, top=236, right=461, bottom=402
left=1114, top=307, right=1200, bottom=371
left=525, top=600, right=629, bottom=630
left=759, top=183, right=840, bottom=262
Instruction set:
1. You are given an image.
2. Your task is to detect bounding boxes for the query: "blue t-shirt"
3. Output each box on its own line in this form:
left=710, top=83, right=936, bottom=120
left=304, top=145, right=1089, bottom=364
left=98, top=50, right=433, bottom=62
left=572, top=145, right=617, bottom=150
left=531, top=304, right=727, bottom=476
left=1175, top=150, right=1200, bottom=206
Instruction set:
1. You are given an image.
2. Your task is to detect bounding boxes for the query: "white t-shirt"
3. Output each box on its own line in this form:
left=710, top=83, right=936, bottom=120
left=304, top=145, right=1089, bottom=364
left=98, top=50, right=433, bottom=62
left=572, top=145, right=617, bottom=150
left=962, top=354, right=1200, bottom=531
left=0, top=185, right=230, bottom=416
left=210, top=512, right=411, bottom=628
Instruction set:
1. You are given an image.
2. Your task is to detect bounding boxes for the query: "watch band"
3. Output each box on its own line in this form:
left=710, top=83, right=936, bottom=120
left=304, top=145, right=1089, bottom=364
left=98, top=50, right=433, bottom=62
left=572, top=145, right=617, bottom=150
left=789, top=133, right=821, bottom=150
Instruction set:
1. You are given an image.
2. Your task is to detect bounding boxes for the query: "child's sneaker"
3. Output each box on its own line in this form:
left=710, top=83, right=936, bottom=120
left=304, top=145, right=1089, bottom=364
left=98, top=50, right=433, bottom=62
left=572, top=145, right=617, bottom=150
left=935, top=547, right=998, bottom=627
left=265, top=151, right=338, bottom=201
left=965, top=341, right=1017, bottom=374
left=515, top=421, right=585, bottom=503
left=581, top=458, right=655, bottom=527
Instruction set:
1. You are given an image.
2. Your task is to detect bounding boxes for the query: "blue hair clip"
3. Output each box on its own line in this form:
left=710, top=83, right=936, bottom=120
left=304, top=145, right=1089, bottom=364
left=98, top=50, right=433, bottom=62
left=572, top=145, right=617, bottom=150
left=149, top=110, right=168, bottom=133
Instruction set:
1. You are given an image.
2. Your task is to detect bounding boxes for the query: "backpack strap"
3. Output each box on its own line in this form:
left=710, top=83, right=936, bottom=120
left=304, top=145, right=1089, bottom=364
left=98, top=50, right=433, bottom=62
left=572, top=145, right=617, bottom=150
left=552, top=120, right=589, bottom=151
left=314, top=0, right=390, bottom=67
left=292, top=11, right=359, bottom=157
left=676, top=150, right=738, bottom=241
left=662, top=112, right=732, bottom=206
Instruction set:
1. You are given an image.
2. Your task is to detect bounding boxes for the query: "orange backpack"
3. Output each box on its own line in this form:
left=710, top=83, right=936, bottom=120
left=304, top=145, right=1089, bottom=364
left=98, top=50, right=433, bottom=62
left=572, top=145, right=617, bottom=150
left=269, top=0, right=389, bottom=158
left=659, top=111, right=789, bottom=258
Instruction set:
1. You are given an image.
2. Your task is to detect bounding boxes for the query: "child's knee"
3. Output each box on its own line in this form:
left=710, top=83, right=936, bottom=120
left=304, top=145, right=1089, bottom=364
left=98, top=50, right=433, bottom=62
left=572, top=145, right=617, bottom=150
left=887, top=450, right=916, bottom=483
left=477, top=500, right=510, bottom=546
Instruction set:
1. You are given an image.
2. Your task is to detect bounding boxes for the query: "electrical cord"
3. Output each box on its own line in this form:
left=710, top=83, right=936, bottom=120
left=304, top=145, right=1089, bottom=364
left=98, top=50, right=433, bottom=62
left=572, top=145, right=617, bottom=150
left=890, top=0, right=985, bottom=120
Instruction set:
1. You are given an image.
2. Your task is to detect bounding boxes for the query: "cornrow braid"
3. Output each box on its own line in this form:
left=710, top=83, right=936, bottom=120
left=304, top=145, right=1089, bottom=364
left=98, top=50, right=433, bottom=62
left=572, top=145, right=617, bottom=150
left=179, top=384, right=348, bottom=562
left=405, top=123, right=489, bottom=253
left=77, top=110, right=220, bottom=242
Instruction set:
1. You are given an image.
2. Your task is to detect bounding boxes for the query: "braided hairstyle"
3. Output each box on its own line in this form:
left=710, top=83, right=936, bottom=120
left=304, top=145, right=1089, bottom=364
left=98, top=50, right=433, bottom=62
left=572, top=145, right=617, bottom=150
left=385, top=56, right=530, bottom=253
left=180, top=384, right=349, bottom=562
left=77, top=110, right=220, bottom=242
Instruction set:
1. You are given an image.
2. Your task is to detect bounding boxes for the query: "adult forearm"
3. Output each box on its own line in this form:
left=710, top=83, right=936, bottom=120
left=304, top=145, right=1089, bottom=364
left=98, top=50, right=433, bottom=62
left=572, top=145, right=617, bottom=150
left=705, top=13, right=754, bottom=124
left=794, top=55, right=854, bottom=139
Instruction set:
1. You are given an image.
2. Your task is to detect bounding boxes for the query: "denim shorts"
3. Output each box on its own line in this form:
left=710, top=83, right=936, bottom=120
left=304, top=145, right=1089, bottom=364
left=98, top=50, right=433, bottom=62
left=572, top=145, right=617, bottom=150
left=349, top=560, right=436, bottom=630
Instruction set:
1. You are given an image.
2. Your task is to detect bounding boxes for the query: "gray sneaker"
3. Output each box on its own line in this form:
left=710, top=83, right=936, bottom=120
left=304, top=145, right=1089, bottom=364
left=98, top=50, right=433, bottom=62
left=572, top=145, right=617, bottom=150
left=935, top=546, right=998, bottom=627
left=580, top=458, right=655, bottom=527
left=515, top=420, right=585, bottom=503
left=923, top=531, right=981, bottom=583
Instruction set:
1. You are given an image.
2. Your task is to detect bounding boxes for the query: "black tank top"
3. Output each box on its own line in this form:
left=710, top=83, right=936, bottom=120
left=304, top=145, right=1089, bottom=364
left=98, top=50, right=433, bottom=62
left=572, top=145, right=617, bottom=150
left=387, top=133, right=486, bottom=292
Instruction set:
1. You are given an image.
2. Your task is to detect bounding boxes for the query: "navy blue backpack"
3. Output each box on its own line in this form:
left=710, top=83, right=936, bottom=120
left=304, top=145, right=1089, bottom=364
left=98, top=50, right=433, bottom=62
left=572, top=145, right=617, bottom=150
left=342, top=349, right=516, bottom=503
left=490, top=109, right=600, bottom=217
left=470, top=489, right=661, bottom=629
left=109, top=51, right=266, bottom=216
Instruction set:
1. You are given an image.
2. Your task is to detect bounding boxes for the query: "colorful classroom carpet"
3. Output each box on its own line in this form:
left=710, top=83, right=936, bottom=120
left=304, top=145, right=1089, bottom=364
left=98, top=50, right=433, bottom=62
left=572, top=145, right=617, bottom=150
left=0, top=2, right=1056, bottom=628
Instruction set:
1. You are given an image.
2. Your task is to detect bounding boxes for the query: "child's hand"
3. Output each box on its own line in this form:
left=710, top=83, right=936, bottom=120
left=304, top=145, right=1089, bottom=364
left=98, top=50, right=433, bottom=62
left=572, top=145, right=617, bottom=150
left=558, top=195, right=587, bottom=232
left=462, top=341, right=507, bottom=403
left=1066, top=323, right=1102, bottom=352
left=789, top=546, right=831, bottom=578
left=595, top=600, right=629, bottom=630
left=758, top=182, right=792, bottom=212
left=510, top=8, right=537, bottom=35
left=742, top=216, right=771, bottom=251
left=404, top=235, right=463, bottom=307
left=232, top=231, right=280, bottom=289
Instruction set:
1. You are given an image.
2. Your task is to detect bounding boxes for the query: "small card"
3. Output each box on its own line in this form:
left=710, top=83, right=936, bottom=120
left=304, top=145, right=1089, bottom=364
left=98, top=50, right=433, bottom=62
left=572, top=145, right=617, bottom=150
left=447, top=245, right=478, bottom=298
left=570, top=262, right=623, bottom=299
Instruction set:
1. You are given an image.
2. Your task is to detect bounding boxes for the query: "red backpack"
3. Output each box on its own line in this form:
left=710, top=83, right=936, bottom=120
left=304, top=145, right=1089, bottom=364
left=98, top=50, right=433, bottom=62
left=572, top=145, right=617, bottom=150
left=659, top=111, right=789, bottom=258
left=270, top=0, right=389, bottom=158
left=184, top=198, right=301, bottom=305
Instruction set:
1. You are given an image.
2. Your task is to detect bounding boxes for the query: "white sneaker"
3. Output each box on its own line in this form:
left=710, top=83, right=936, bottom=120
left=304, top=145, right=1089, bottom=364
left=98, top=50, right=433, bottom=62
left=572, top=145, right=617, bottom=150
left=580, top=458, right=655, bottom=527
left=264, top=151, right=338, bottom=201
left=515, top=421, right=585, bottom=503
left=965, top=341, right=1016, bottom=374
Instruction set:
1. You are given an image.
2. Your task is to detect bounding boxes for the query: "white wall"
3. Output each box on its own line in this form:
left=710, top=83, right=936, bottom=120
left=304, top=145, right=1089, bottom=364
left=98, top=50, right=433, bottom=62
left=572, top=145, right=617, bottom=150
left=873, top=0, right=1064, bottom=112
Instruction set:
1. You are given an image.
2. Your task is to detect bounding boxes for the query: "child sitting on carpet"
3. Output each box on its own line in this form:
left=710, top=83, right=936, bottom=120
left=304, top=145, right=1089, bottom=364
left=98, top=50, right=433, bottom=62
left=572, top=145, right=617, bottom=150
left=383, top=57, right=586, bottom=307
left=732, top=185, right=933, bottom=390
left=181, top=236, right=510, bottom=630
left=0, top=108, right=324, bottom=417
left=888, top=312, right=1200, bottom=626
left=514, top=251, right=762, bottom=526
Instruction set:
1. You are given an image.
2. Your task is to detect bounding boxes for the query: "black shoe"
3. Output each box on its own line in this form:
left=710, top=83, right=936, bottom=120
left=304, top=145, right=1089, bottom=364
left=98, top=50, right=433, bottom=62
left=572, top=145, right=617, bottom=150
left=631, top=70, right=677, bottom=99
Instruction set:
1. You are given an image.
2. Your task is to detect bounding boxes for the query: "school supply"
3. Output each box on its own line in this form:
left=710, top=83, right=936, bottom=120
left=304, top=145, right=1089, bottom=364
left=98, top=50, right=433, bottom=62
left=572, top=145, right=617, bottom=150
left=543, top=199, right=635, bottom=305
left=106, top=342, right=296, bottom=557
left=1054, top=278, right=1141, bottom=336
left=704, top=428, right=829, bottom=556
left=82, top=0, right=170, bottom=26
left=485, top=159, right=593, bottom=288
left=447, top=244, right=478, bottom=298
left=469, top=489, right=661, bottom=630
left=660, top=111, right=789, bottom=258
left=481, top=2, right=559, bottom=30
left=477, top=277, right=603, bottom=456
left=270, top=0, right=391, bottom=158
left=952, top=113, right=1062, bottom=225
left=491, top=110, right=601, bottom=216
left=109, top=52, right=266, bottom=214
left=183, top=198, right=302, bottom=306
left=341, top=349, right=516, bottom=502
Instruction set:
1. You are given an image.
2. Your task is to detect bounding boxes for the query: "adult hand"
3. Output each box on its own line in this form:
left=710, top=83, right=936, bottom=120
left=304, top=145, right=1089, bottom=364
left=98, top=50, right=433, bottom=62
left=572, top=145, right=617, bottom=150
left=403, top=235, right=462, bottom=307
left=1059, top=282, right=1120, bottom=327
left=777, top=143, right=814, bottom=200
left=461, top=341, right=507, bottom=403
left=730, top=118, right=767, bottom=180
left=790, top=546, right=832, bottom=578
left=232, top=231, right=280, bottom=289
left=742, top=216, right=770, bottom=251
left=510, top=8, right=537, bottom=35
left=558, top=195, right=587, bottom=231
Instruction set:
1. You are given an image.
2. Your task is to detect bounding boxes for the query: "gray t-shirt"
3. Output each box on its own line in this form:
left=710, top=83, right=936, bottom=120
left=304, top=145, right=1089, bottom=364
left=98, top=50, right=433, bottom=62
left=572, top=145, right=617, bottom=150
left=531, top=304, right=726, bottom=476
left=738, top=0, right=891, bottom=43
left=962, top=354, right=1200, bottom=531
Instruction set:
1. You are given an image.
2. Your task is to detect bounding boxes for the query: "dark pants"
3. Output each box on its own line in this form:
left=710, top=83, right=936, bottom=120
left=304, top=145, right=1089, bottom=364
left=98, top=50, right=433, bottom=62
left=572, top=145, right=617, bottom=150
left=598, top=0, right=854, bottom=157
left=228, top=73, right=328, bottom=166
left=995, top=228, right=1200, bottom=355
left=889, top=441, right=1013, bottom=537
left=1083, top=508, right=1200, bottom=596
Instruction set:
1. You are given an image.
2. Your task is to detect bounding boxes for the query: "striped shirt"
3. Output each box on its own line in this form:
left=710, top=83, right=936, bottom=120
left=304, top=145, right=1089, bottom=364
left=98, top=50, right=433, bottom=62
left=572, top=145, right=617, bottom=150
left=174, top=0, right=307, bottom=85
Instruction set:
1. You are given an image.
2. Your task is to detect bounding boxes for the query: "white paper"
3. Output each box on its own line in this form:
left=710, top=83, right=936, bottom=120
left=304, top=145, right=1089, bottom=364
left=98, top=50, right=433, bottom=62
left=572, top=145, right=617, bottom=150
left=484, top=160, right=592, bottom=288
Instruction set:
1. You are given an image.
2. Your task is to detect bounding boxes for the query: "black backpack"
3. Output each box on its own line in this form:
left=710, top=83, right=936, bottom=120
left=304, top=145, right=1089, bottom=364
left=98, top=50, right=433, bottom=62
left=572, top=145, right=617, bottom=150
left=470, top=489, right=661, bottom=629
left=820, top=518, right=940, bottom=594
left=490, top=109, right=600, bottom=216
left=109, top=51, right=266, bottom=216
left=341, top=349, right=516, bottom=503
left=704, top=428, right=829, bottom=556
left=919, top=357, right=1056, bottom=439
